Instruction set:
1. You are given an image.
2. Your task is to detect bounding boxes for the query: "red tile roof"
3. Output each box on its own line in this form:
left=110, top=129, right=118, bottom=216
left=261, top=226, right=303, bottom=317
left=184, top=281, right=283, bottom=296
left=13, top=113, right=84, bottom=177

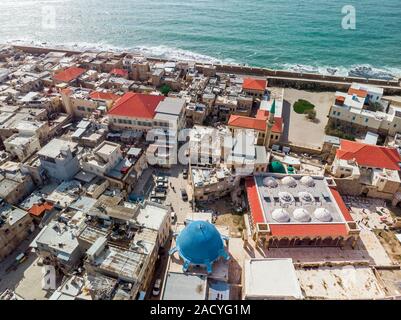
left=243, top=78, right=267, bottom=91
left=329, top=187, right=354, bottom=222
left=348, top=87, right=368, bottom=98
left=245, top=177, right=265, bottom=224
left=269, top=224, right=349, bottom=237
left=53, top=67, right=86, bottom=83
left=110, top=68, right=128, bottom=77
left=108, top=93, right=165, bottom=119
left=90, top=91, right=121, bottom=102
left=245, top=176, right=352, bottom=238
left=29, top=202, right=53, bottom=217
left=336, top=140, right=401, bottom=170
left=228, top=110, right=283, bottom=134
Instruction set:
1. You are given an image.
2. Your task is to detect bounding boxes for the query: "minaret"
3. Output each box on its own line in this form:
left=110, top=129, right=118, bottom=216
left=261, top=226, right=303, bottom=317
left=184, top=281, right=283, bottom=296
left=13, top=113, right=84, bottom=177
left=264, top=99, right=276, bottom=149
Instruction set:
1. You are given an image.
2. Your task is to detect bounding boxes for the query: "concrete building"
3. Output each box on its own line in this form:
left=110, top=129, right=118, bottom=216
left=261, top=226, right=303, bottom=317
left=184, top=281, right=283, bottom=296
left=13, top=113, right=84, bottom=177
left=60, top=87, right=120, bottom=118
left=331, top=140, right=401, bottom=200
left=0, top=162, right=35, bottom=205
left=53, top=67, right=86, bottom=85
left=107, top=93, right=164, bottom=131
left=78, top=200, right=171, bottom=299
left=228, top=104, right=283, bottom=147
left=245, top=174, right=360, bottom=248
left=30, top=211, right=85, bottom=271
left=328, top=83, right=401, bottom=137
left=185, top=103, right=207, bottom=126
left=154, top=97, right=186, bottom=130
left=37, top=139, right=80, bottom=181
left=0, top=204, right=34, bottom=262
left=81, top=141, right=123, bottom=177
left=3, top=133, right=41, bottom=162
left=189, top=125, right=268, bottom=201
left=242, top=78, right=267, bottom=98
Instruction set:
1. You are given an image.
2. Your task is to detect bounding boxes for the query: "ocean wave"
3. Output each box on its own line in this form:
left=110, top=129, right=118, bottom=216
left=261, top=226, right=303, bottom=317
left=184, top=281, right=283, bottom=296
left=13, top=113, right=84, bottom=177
left=5, top=39, right=401, bottom=80
left=278, top=63, right=401, bottom=80
left=6, top=39, right=236, bottom=65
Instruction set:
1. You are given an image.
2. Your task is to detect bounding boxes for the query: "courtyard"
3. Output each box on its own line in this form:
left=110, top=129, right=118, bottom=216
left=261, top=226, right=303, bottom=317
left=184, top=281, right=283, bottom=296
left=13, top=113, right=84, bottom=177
left=282, top=88, right=334, bottom=149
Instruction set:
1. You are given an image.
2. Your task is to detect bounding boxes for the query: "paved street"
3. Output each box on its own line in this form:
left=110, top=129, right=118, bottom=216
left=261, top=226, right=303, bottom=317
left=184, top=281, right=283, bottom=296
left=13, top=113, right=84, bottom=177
left=0, top=228, right=45, bottom=298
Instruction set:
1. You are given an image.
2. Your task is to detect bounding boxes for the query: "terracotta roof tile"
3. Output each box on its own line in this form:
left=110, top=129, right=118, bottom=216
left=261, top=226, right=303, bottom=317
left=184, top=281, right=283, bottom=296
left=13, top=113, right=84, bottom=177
left=336, top=140, right=401, bottom=170
left=90, top=91, right=121, bottom=102
left=242, top=78, right=267, bottom=91
left=108, top=92, right=165, bottom=119
left=53, top=67, right=86, bottom=83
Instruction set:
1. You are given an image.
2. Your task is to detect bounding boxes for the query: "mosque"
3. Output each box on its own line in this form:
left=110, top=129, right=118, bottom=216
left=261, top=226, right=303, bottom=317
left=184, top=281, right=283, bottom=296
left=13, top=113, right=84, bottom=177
left=162, top=219, right=231, bottom=300
left=169, top=220, right=230, bottom=274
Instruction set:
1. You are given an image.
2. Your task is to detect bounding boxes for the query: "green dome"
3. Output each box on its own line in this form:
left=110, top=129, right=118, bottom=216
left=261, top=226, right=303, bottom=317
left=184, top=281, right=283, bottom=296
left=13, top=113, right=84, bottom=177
left=268, top=161, right=286, bottom=174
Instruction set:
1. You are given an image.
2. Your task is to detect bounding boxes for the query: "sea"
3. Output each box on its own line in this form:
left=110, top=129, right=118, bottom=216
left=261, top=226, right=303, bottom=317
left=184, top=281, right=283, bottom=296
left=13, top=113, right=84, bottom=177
left=0, top=0, right=400, bottom=79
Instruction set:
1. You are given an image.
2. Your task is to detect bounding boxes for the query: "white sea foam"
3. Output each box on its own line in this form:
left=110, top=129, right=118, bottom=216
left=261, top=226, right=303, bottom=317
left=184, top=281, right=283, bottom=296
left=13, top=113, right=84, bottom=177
left=279, top=63, right=401, bottom=80
left=6, top=39, right=236, bottom=65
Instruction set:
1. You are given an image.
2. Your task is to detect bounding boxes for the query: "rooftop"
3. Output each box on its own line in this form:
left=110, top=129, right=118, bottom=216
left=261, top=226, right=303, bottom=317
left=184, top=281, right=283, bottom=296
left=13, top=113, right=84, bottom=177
left=108, top=92, right=165, bottom=119
left=37, top=139, right=78, bottom=159
left=336, top=140, right=401, bottom=170
left=53, top=67, right=86, bottom=83
left=155, top=97, right=186, bottom=116
left=244, top=258, right=303, bottom=299
left=246, top=174, right=355, bottom=237
left=242, top=78, right=267, bottom=91
left=162, top=272, right=207, bottom=300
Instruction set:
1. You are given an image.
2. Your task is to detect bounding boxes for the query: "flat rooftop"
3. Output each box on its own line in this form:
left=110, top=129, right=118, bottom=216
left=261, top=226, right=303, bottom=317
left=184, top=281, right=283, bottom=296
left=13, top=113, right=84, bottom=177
left=254, top=174, right=346, bottom=224
left=244, top=258, right=303, bottom=299
left=38, top=139, right=77, bottom=159
left=162, top=272, right=207, bottom=300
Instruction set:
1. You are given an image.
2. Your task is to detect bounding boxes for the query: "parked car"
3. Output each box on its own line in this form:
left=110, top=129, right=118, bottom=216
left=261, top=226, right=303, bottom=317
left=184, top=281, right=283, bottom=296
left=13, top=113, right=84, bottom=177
left=152, top=279, right=162, bottom=296
left=156, top=182, right=168, bottom=189
left=150, top=197, right=162, bottom=204
left=156, top=176, right=168, bottom=183
left=182, top=169, right=188, bottom=179
left=180, top=188, right=188, bottom=201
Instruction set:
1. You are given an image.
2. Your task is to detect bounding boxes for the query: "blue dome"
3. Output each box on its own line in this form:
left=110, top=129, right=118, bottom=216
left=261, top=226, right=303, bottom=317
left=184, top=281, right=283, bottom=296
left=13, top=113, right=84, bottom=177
left=170, top=220, right=229, bottom=273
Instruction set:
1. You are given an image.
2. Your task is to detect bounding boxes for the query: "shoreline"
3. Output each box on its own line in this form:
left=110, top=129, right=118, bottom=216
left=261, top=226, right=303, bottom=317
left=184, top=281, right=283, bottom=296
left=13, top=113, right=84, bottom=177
left=8, top=44, right=401, bottom=94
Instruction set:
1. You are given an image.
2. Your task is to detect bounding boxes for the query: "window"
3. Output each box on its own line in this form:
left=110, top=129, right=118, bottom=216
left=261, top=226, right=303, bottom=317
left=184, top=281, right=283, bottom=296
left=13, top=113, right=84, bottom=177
left=365, top=118, right=368, bottom=123
left=337, top=112, right=341, bottom=116
left=352, top=116, right=356, bottom=121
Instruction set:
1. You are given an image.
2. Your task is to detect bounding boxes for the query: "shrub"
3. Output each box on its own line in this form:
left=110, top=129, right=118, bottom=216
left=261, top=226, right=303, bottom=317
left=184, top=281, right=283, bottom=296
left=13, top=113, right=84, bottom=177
left=160, top=84, right=171, bottom=96
left=305, top=109, right=317, bottom=120
left=293, top=99, right=315, bottom=114
left=366, top=101, right=384, bottom=112
left=325, top=121, right=356, bottom=141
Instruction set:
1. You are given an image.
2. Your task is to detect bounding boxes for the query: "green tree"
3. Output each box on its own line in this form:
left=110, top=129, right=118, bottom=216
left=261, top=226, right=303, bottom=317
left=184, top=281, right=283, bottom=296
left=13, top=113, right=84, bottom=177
left=293, top=99, right=315, bottom=114
left=160, top=84, right=171, bottom=96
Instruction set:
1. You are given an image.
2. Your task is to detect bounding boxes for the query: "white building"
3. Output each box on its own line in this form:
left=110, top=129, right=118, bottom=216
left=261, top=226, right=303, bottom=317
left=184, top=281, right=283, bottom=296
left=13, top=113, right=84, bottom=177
left=3, top=133, right=41, bottom=162
left=81, top=141, right=123, bottom=177
left=37, top=139, right=80, bottom=181
left=328, top=83, right=401, bottom=136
